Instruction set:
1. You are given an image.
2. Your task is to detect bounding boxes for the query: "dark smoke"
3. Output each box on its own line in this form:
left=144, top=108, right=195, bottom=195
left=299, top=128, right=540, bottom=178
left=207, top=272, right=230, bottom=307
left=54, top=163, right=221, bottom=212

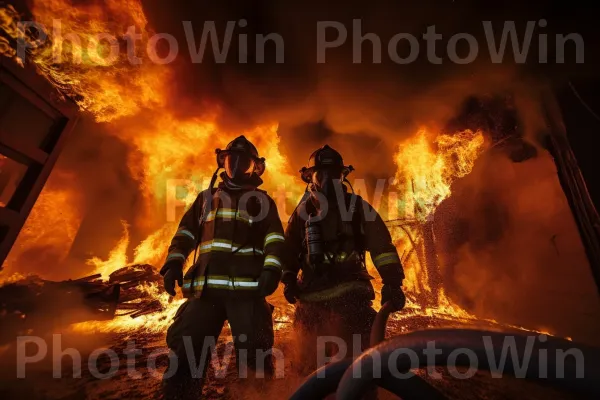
left=435, top=151, right=600, bottom=345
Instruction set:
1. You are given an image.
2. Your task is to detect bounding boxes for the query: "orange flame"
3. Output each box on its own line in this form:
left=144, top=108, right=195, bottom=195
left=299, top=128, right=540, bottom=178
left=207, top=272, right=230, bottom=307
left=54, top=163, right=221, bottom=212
left=383, top=127, right=487, bottom=323
left=394, top=128, right=486, bottom=221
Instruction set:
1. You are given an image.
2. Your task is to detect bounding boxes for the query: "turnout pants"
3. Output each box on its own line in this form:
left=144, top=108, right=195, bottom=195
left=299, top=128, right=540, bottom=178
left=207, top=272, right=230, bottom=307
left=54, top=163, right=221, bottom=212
left=293, top=294, right=377, bottom=373
left=163, top=293, right=274, bottom=398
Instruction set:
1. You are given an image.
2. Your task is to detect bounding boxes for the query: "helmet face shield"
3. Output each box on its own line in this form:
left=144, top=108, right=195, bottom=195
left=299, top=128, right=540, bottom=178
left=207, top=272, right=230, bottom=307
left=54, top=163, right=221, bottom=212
left=311, top=167, right=343, bottom=199
left=224, top=151, right=256, bottom=180
left=312, top=168, right=342, bottom=188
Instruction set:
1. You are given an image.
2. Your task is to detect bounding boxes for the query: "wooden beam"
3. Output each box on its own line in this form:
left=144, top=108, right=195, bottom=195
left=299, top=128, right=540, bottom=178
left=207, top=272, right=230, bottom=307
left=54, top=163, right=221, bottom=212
left=0, top=135, right=49, bottom=165
left=541, top=88, right=600, bottom=295
left=0, top=58, right=79, bottom=269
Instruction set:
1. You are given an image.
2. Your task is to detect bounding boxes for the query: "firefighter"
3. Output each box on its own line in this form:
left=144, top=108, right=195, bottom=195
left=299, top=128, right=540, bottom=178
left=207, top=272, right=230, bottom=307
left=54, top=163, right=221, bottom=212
left=282, top=145, right=406, bottom=367
left=160, top=136, right=285, bottom=398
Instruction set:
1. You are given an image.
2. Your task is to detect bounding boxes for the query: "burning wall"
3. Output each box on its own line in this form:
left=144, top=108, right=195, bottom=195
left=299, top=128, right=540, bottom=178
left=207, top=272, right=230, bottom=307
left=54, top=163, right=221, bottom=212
left=0, top=0, right=598, bottom=342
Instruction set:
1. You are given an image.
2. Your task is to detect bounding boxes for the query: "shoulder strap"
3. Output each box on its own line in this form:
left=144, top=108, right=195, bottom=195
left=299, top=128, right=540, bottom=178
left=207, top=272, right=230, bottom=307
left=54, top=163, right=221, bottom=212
left=192, top=188, right=218, bottom=265
left=351, top=194, right=366, bottom=254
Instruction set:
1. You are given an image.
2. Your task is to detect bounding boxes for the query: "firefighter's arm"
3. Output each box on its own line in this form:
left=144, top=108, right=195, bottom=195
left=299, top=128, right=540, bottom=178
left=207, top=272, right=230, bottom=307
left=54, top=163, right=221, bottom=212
left=256, top=196, right=285, bottom=297
left=261, top=197, right=285, bottom=280
left=282, top=209, right=303, bottom=281
left=361, top=198, right=405, bottom=285
left=160, top=190, right=205, bottom=276
left=281, top=209, right=303, bottom=303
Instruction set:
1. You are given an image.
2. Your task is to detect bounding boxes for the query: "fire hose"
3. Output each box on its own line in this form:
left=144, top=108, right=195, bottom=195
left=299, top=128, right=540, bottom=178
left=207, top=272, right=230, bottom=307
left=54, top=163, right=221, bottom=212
left=290, top=303, right=600, bottom=399
left=336, top=329, right=600, bottom=400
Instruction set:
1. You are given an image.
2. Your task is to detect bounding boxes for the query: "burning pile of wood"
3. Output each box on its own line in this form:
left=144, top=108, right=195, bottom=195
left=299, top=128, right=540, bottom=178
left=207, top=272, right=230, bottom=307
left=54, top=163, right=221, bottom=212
left=0, top=264, right=163, bottom=343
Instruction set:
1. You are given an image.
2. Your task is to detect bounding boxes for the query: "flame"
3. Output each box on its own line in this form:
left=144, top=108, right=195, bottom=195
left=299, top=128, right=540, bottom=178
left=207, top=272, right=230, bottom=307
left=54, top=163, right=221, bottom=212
left=383, top=127, right=487, bottom=325
left=86, top=221, right=130, bottom=280
left=2, top=171, right=83, bottom=278
left=394, top=128, right=486, bottom=221
left=0, top=5, right=19, bottom=60
left=71, top=283, right=185, bottom=334
left=29, top=0, right=164, bottom=122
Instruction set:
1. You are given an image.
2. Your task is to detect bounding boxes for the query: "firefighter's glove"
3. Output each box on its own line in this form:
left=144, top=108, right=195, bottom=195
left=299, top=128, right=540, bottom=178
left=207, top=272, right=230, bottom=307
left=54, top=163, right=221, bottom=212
left=161, top=261, right=184, bottom=296
left=281, top=271, right=300, bottom=304
left=381, top=284, right=406, bottom=311
left=283, top=282, right=300, bottom=304
left=258, top=269, right=280, bottom=297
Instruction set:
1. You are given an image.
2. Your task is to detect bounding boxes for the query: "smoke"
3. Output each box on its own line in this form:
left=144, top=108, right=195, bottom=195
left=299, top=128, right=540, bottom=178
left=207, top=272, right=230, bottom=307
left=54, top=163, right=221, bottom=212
left=435, top=151, right=600, bottom=344
left=140, top=0, right=596, bottom=129
left=138, top=0, right=591, bottom=175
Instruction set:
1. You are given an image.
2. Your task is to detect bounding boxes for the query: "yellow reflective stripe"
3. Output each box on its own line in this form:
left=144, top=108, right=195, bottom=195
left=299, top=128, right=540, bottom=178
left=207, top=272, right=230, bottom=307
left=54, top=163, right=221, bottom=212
left=264, top=232, right=285, bottom=247
left=167, top=252, right=186, bottom=261
left=175, top=229, right=195, bottom=240
left=198, top=240, right=262, bottom=255
left=205, top=210, right=216, bottom=221
left=234, top=246, right=263, bottom=255
left=198, top=240, right=230, bottom=252
left=264, top=255, right=282, bottom=269
left=373, top=252, right=400, bottom=267
left=205, top=209, right=252, bottom=224
left=186, top=275, right=259, bottom=290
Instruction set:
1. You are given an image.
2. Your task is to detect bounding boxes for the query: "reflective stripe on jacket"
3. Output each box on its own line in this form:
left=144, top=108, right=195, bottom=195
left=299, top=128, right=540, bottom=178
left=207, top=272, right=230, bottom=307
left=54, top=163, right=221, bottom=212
left=284, top=192, right=404, bottom=301
left=163, top=186, right=285, bottom=298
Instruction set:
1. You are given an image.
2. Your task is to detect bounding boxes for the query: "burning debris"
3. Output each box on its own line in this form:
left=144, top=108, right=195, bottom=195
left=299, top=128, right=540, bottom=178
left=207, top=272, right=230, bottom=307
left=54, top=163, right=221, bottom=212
left=0, top=264, right=169, bottom=343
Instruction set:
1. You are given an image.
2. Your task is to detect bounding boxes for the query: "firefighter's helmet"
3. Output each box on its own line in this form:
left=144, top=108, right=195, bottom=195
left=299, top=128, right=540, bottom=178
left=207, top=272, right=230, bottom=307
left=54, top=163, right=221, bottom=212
left=300, top=145, right=354, bottom=183
left=216, top=135, right=266, bottom=178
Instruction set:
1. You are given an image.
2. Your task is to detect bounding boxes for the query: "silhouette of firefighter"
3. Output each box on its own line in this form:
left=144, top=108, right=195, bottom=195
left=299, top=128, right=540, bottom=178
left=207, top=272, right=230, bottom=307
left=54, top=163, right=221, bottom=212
left=160, top=136, right=285, bottom=397
left=283, top=145, right=406, bottom=366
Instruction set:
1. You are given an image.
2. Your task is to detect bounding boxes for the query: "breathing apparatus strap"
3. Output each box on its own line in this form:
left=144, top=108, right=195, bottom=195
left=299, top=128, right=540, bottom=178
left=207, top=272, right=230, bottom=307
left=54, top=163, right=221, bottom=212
left=351, top=194, right=367, bottom=265
left=343, top=178, right=355, bottom=194
left=192, top=167, right=221, bottom=266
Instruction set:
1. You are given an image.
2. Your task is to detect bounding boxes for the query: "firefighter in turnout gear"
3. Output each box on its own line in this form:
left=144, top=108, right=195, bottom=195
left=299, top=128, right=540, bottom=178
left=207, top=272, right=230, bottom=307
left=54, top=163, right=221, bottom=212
left=283, top=145, right=405, bottom=368
left=161, top=136, right=285, bottom=398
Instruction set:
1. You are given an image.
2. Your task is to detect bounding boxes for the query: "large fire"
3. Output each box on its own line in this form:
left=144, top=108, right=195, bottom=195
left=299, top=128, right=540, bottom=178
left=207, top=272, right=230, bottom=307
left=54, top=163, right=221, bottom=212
left=0, top=0, right=543, bottom=337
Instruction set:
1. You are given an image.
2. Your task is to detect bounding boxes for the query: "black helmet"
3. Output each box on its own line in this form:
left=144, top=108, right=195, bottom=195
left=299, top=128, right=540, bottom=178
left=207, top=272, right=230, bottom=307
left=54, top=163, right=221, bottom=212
left=225, top=135, right=259, bottom=158
left=216, top=135, right=266, bottom=179
left=300, top=145, right=353, bottom=183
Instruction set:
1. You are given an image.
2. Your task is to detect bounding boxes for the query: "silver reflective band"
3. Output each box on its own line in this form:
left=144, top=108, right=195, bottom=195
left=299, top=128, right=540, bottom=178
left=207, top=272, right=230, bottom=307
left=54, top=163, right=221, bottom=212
left=176, top=229, right=195, bottom=239
left=167, top=252, right=186, bottom=261
left=183, top=278, right=259, bottom=289
left=264, top=255, right=281, bottom=266
left=198, top=240, right=264, bottom=255
left=206, top=209, right=252, bottom=224
left=264, top=233, right=285, bottom=247
left=207, top=279, right=259, bottom=288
